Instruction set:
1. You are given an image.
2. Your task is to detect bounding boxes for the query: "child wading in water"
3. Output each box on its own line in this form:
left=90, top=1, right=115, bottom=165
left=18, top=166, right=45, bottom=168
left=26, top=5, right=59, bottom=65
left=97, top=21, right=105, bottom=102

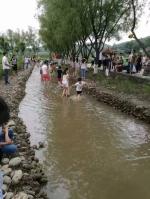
left=70, top=77, right=90, bottom=100
left=62, top=68, right=69, bottom=97
left=57, top=66, right=63, bottom=86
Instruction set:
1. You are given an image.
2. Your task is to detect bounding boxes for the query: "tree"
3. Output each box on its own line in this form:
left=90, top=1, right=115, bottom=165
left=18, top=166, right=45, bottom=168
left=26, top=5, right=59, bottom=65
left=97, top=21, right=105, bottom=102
left=37, top=0, right=142, bottom=69
left=18, top=42, right=26, bottom=56
left=0, top=36, right=10, bottom=51
left=130, top=0, right=150, bottom=56
left=5, top=29, right=15, bottom=53
left=26, top=26, right=40, bottom=54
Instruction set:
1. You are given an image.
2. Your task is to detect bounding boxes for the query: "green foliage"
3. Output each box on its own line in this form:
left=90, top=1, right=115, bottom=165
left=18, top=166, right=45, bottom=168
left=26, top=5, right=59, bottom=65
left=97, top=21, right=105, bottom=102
left=87, top=71, right=150, bottom=100
left=37, top=0, right=143, bottom=63
left=112, top=36, right=150, bottom=55
left=0, top=27, right=41, bottom=57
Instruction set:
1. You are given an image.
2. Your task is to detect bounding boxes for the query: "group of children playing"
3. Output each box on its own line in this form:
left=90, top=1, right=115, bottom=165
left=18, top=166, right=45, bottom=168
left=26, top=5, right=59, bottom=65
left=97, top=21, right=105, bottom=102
left=40, top=60, right=91, bottom=99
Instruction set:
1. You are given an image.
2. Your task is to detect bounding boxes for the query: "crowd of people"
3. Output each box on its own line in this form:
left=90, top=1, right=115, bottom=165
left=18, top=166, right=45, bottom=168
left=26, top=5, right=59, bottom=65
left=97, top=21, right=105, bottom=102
left=39, top=59, right=90, bottom=100
left=2, top=52, right=36, bottom=86
left=96, top=50, right=150, bottom=76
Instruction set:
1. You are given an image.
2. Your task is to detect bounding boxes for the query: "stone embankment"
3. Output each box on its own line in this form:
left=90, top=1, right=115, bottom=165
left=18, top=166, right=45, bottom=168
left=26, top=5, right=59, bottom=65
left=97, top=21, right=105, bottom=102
left=0, top=67, right=48, bottom=199
left=70, top=76, right=150, bottom=124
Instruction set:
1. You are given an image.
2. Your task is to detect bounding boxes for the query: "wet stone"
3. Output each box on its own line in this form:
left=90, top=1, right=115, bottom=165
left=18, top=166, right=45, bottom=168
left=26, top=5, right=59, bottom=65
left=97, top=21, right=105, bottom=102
left=12, top=170, right=23, bottom=184
left=2, top=158, right=9, bottom=164
left=3, top=176, right=12, bottom=184
left=9, top=157, right=22, bottom=167
left=1, top=164, right=9, bottom=171
left=12, top=192, right=28, bottom=199
left=3, top=168, right=12, bottom=176
left=5, top=192, right=14, bottom=199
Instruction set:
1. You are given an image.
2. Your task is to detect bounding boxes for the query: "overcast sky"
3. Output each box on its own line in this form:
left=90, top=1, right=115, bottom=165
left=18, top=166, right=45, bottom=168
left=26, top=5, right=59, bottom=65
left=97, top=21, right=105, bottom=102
left=0, top=0, right=149, bottom=46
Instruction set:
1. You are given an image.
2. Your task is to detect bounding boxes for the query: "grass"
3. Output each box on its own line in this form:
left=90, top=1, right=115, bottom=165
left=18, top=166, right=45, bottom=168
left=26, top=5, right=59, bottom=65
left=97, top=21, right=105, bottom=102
left=0, top=55, right=23, bottom=78
left=87, top=71, right=150, bottom=100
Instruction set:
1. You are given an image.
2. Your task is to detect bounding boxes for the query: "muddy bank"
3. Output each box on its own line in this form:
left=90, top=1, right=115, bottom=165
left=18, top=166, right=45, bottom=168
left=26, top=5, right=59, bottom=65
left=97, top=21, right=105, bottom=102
left=70, top=74, right=150, bottom=124
left=0, top=66, right=48, bottom=199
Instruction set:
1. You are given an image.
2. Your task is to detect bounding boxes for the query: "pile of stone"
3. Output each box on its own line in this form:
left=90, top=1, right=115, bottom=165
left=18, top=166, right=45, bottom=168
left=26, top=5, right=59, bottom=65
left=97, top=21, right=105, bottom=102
left=70, top=77, right=150, bottom=123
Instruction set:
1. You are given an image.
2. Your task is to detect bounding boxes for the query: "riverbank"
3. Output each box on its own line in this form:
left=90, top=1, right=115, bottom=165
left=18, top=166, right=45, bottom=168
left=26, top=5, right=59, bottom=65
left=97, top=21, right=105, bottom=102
left=0, top=67, right=48, bottom=199
left=70, top=69, right=150, bottom=124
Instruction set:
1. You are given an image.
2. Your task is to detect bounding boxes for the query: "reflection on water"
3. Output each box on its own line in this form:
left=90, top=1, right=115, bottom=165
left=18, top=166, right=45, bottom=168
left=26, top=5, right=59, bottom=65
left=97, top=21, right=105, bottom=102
left=19, top=68, right=150, bottom=199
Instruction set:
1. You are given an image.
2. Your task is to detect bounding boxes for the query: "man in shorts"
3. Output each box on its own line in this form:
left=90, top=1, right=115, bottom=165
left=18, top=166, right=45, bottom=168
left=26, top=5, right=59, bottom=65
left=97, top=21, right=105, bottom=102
left=42, top=61, right=51, bottom=86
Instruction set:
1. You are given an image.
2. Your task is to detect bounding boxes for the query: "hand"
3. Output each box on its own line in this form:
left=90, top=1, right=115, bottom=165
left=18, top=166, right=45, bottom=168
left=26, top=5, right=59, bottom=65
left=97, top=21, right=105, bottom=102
left=5, top=137, right=12, bottom=144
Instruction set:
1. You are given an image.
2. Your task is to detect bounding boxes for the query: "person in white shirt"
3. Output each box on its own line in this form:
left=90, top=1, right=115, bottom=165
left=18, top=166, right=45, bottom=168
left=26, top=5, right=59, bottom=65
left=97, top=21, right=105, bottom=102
left=98, top=51, right=103, bottom=68
left=70, top=77, right=90, bottom=100
left=142, top=55, right=146, bottom=68
left=2, top=52, right=12, bottom=85
left=24, top=57, right=29, bottom=69
left=62, top=68, right=69, bottom=97
left=42, top=60, right=51, bottom=86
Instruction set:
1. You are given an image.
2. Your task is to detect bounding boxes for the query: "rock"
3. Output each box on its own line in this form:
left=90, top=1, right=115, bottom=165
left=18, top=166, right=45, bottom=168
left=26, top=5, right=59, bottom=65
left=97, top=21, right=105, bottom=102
left=23, top=173, right=29, bottom=177
left=2, top=158, right=9, bottom=164
left=12, top=170, right=23, bottom=184
left=2, top=184, right=8, bottom=191
left=6, top=192, right=14, bottom=199
left=34, top=157, right=39, bottom=162
left=9, top=157, right=22, bottom=166
left=19, top=152, right=27, bottom=156
left=22, top=164, right=31, bottom=169
left=1, top=164, right=9, bottom=171
left=12, top=192, right=28, bottom=199
left=32, top=145, right=38, bottom=149
left=20, top=156, right=26, bottom=161
left=32, top=173, right=42, bottom=180
left=40, top=177, right=48, bottom=183
left=28, top=195, right=34, bottom=199
left=3, top=168, right=12, bottom=176
left=22, top=185, right=32, bottom=191
left=3, top=176, right=12, bottom=184
left=7, top=120, right=16, bottom=127
left=25, top=190, right=35, bottom=196
left=10, top=171, right=15, bottom=178
left=39, top=142, right=44, bottom=148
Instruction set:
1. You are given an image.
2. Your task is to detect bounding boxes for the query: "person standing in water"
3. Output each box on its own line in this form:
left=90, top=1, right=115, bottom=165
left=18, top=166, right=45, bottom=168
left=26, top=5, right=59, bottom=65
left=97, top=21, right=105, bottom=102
left=70, top=77, right=90, bottom=100
left=75, top=57, right=80, bottom=77
left=81, top=58, right=87, bottom=79
left=42, top=60, right=51, bottom=86
left=62, top=68, right=69, bottom=97
left=57, top=66, right=63, bottom=86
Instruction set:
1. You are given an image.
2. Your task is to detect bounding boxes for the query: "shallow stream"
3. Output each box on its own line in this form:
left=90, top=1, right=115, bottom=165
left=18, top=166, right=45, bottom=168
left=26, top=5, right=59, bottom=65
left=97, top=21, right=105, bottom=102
left=19, top=68, right=150, bottom=199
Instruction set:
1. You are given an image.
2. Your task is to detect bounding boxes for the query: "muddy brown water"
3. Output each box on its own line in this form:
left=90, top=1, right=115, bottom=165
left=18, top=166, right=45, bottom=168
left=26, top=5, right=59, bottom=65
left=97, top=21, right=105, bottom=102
left=19, top=68, right=150, bottom=199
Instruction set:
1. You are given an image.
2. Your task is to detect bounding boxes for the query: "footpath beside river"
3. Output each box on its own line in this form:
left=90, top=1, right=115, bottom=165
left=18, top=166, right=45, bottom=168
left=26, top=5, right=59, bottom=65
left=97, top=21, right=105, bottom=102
left=0, top=66, right=48, bottom=199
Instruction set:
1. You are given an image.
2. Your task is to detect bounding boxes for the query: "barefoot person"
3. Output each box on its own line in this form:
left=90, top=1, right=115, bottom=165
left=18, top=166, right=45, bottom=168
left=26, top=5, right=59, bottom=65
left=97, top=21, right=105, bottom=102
left=42, top=61, right=51, bottom=86
left=70, top=77, right=90, bottom=100
left=62, top=68, right=69, bottom=97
